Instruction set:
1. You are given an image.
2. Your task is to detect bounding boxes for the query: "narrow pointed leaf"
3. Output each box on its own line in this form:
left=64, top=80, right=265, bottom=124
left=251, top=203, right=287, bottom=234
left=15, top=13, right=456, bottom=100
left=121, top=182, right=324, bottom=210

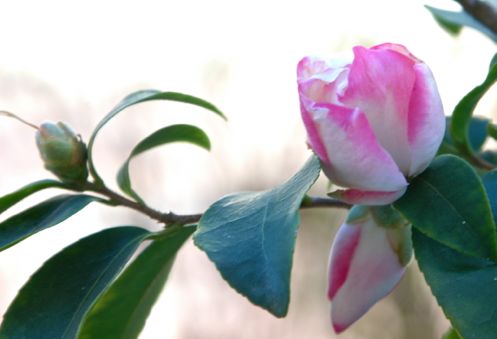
left=426, top=6, right=463, bottom=35
left=414, top=229, right=497, bottom=339
left=0, top=194, right=96, bottom=251
left=117, top=124, right=210, bottom=203
left=88, top=89, right=224, bottom=184
left=0, top=226, right=150, bottom=339
left=425, top=6, right=497, bottom=42
left=0, top=179, right=68, bottom=215
left=395, top=155, right=497, bottom=261
left=78, top=226, right=195, bottom=339
left=194, top=156, right=321, bottom=317
left=450, top=54, right=497, bottom=156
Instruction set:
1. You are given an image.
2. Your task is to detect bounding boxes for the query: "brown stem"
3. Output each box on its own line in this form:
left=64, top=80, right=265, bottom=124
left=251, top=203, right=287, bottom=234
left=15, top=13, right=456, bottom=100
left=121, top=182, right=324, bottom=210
left=469, top=153, right=495, bottom=170
left=300, top=196, right=351, bottom=209
left=84, top=181, right=350, bottom=227
left=84, top=181, right=170, bottom=222
left=455, top=0, right=497, bottom=35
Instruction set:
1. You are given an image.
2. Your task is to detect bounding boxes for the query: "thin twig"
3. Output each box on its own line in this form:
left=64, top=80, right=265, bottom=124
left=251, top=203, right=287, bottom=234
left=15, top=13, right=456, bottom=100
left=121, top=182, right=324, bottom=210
left=469, top=153, right=496, bottom=170
left=300, top=196, right=351, bottom=210
left=0, top=111, right=39, bottom=130
left=84, top=180, right=350, bottom=227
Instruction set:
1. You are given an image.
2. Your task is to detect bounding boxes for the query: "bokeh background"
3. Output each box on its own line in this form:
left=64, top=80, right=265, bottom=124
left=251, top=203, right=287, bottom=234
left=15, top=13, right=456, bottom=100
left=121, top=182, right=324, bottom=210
left=0, top=0, right=495, bottom=338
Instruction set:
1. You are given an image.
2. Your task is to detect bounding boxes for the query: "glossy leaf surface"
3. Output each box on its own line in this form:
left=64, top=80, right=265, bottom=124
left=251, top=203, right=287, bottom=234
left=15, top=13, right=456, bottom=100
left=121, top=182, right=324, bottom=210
left=0, top=227, right=150, bottom=339
left=194, top=156, right=321, bottom=317
left=395, top=155, right=497, bottom=261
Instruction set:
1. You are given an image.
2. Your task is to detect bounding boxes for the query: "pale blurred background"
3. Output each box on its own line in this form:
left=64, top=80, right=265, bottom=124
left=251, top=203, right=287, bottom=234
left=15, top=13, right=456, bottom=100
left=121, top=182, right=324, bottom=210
left=0, top=0, right=495, bottom=338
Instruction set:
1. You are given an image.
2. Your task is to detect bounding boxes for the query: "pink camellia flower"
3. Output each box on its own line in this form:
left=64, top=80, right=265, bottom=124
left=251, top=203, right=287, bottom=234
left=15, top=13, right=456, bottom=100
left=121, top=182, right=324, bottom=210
left=297, top=43, right=445, bottom=205
left=328, top=206, right=411, bottom=333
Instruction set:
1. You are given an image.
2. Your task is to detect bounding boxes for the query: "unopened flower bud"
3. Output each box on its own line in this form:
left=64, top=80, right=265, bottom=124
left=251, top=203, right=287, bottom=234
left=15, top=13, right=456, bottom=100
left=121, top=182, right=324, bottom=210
left=35, top=121, right=88, bottom=184
left=328, top=206, right=412, bottom=333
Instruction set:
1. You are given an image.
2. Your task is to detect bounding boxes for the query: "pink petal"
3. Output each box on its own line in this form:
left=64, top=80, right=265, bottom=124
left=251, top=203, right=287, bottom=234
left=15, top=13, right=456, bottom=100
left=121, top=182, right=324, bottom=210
left=328, top=216, right=406, bottom=333
left=299, top=100, right=408, bottom=192
left=371, top=43, right=421, bottom=63
left=339, top=46, right=417, bottom=174
left=407, top=63, right=445, bottom=176
left=327, top=222, right=361, bottom=301
left=329, top=187, right=407, bottom=205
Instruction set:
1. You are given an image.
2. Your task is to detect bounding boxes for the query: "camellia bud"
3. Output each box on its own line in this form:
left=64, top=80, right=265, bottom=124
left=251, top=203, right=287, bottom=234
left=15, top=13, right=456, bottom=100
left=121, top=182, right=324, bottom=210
left=298, top=43, right=445, bottom=205
left=327, top=206, right=412, bottom=333
left=35, top=121, right=88, bottom=185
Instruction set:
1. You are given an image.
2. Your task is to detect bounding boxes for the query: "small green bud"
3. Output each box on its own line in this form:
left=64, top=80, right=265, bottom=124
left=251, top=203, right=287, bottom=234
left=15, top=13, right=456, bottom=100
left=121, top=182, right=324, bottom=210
left=35, top=121, right=88, bottom=185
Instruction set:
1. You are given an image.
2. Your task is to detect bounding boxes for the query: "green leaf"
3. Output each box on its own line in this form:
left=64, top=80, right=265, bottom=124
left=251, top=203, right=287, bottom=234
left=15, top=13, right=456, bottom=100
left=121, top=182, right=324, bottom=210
left=413, top=229, right=497, bottom=339
left=88, top=89, right=225, bottom=184
left=450, top=54, right=497, bottom=156
left=487, top=122, right=497, bottom=141
left=0, top=226, right=150, bottom=339
left=78, top=226, right=195, bottom=339
left=442, top=328, right=463, bottom=339
left=481, top=149, right=497, bottom=166
left=426, top=6, right=463, bottom=35
left=468, top=116, right=490, bottom=151
left=439, top=116, right=490, bottom=156
left=0, top=194, right=96, bottom=251
left=0, top=179, right=67, bottom=215
left=194, top=155, right=321, bottom=317
left=394, top=155, right=497, bottom=261
left=425, top=6, right=497, bottom=42
left=117, top=124, right=211, bottom=203
left=483, top=170, right=497, bottom=221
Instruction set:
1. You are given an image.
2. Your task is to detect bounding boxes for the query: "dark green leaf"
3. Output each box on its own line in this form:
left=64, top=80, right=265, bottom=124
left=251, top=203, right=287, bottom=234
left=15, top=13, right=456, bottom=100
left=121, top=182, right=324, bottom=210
left=414, top=229, right=497, bottom=339
left=425, top=6, right=497, bottom=42
left=117, top=124, right=211, bottom=203
left=481, top=150, right=497, bottom=166
left=0, top=194, right=96, bottom=251
left=426, top=6, right=463, bottom=35
left=483, top=170, right=497, bottom=221
left=0, top=179, right=67, bottom=215
left=439, top=116, right=490, bottom=156
left=0, top=226, right=150, bottom=339
left=450, top=54, right=497, bottom=156
left=487, top=122, right=497, bottom=141
left=78, top=226, right=195, bottom=339
left=468, top=116, right=490, bottom=151
left=88, top=89, right=225, bottom=184
left=395, top=155, right=497, bottom=260
left=194, top=155, right=321, bottom=317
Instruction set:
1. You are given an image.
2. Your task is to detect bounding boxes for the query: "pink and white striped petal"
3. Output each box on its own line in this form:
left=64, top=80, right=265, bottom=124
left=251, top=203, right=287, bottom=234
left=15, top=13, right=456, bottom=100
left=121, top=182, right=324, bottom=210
left=328, top=216, right=406, bottom=333
left=407, top=63, right=445, bottom=177
left=339, top=46, right=417, bottom=174
left=329, top=187, right=407, bottom=206
left=299, top=100, right=408, bottom=192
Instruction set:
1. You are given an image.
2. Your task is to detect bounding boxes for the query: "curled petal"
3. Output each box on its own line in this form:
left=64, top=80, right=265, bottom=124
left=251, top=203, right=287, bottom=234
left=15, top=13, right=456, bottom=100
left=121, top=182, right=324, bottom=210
left=299, top=100, right=407, bottom=192
left=407, top=63, right=445, bottom=176
left=297, top=57, right=349, bottom=105
left=328, top=216, right=406, bottom=333
left=329, top=187, right=407, bottom=206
